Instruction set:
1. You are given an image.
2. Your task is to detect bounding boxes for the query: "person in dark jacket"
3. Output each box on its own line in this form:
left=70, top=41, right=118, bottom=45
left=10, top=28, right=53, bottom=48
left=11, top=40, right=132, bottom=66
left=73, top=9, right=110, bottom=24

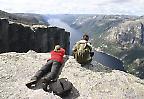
left=26, top=45, right=65, bottom=90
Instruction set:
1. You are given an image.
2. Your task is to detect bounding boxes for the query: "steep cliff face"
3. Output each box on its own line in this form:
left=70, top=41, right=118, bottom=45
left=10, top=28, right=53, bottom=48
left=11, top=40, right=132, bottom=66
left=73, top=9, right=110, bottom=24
left=104, top=20, right=144, bottom=48
left=93, top=19, right=144, bottom=55
left=141, top=23, right=144, bottom=45
left=0, top=18, right=70, bottom=54
left=93, top=19, right=144, bottom=79
left=0, top=19, right=9, bottom=52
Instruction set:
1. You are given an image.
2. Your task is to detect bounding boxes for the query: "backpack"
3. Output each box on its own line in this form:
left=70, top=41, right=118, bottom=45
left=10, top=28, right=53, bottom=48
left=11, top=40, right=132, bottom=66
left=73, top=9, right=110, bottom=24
left=74, top=42, right=91, bottom=64
left=48, top=78, right=73, bottom=97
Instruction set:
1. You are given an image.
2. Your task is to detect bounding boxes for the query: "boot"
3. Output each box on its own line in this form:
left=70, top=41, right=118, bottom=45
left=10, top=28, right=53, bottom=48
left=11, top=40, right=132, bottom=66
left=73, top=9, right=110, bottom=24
left=26, top=77, right=38, bottom=89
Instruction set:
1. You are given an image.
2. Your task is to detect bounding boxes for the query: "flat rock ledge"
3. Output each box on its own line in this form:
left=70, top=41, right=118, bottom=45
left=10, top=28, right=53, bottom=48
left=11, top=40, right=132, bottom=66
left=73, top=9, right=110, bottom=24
left=0, top=52, right=144, bottom=99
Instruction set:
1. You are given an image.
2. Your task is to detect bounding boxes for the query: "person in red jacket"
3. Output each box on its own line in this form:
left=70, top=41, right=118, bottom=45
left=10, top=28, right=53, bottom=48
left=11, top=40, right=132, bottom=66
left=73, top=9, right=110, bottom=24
left=26, top=45, right=65, bottom=90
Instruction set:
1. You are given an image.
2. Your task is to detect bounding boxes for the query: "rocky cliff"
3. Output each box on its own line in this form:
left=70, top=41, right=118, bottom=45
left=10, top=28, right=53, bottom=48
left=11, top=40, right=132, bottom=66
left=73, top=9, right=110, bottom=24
left=0, top=18, right=70, bottom=54
left=0, top=51, right=144, bottom=99
left=93, top=19, right=144, bottom=55
left=103, top=19, right=144, bottom=49
left=93, top=19, right=144, bottom=79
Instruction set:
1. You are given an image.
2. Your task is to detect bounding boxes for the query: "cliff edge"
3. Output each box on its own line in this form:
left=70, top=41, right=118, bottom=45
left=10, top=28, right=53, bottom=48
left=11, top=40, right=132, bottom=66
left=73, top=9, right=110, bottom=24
left=0, top=51, right=144, bottom=99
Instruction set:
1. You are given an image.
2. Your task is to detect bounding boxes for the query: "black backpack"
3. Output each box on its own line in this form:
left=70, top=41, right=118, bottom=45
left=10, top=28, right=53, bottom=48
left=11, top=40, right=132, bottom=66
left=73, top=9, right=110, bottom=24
left=48, top=78, right=73, bottom=97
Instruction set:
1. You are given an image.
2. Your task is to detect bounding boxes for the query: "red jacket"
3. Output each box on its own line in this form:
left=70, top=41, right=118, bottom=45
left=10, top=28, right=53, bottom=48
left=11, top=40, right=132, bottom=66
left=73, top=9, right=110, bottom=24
left=48, top=48, right=65, bottom=63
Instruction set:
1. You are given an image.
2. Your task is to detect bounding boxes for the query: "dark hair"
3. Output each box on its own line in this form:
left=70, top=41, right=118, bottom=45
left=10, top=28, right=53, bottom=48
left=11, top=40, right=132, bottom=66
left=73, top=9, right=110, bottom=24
left=83, top=34, right=89, bottom=41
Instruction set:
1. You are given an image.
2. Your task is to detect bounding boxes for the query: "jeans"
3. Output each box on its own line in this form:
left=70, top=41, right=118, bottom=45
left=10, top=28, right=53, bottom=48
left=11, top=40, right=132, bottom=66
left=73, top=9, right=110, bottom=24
left=31, top=60, right=62, bottom=82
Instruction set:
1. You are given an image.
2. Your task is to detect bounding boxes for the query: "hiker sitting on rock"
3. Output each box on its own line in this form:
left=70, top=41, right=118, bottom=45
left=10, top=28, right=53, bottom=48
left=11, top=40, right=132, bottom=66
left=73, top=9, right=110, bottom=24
left=72, top=34, right=94, bottom=65
left=26, top=45, right=65, bottom=91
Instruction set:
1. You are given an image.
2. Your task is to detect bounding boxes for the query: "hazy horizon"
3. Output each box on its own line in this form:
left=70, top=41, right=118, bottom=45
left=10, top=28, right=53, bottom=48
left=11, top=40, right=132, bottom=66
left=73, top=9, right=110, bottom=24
left=0, top=0, right=144, bottom=16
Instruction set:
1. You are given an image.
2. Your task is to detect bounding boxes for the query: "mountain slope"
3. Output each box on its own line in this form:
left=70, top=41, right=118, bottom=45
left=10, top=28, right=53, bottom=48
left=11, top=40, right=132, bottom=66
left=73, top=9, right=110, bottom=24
left=0, top=10, right=48, bottom=25
left=0, top=51, right=144, bottom=99
left=54, top=14, right=138, bottom=36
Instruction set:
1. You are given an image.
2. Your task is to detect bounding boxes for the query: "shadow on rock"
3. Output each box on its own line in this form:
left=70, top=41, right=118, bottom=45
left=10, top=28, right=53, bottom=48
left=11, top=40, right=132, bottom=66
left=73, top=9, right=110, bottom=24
left=61, top=86, right=80, bottom=99
left=81, top=60, right=113, bottom=73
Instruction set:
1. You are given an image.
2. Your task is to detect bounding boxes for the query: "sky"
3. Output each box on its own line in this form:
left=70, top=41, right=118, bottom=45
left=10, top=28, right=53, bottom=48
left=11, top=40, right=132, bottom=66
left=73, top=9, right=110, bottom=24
left=0, top=0, right=144, bottom=16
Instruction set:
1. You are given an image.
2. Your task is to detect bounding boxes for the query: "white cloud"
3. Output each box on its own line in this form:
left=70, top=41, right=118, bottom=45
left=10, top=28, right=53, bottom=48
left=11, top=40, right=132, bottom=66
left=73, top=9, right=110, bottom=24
left=0, top=0, right=144, bottom=15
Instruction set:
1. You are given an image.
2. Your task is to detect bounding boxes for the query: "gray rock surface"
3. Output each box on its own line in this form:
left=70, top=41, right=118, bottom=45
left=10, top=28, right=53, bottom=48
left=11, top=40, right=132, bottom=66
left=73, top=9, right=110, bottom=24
left=0, top=18, right=70, bottom=54
left=0, top=51, right=144, bottom=99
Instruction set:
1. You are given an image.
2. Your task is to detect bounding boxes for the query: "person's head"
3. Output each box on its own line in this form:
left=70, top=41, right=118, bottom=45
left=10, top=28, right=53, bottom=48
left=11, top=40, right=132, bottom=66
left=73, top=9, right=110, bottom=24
left=82, top=34, right=89, bottom=41
left=54, top=45, right=61, bottom=52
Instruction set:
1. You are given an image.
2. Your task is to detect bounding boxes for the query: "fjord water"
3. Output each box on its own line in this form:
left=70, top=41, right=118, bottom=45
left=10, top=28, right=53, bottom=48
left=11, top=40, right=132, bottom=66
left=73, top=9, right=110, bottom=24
left=47, top=18, right=124, bottom=71
left=94, top=52, right=124, bottom=71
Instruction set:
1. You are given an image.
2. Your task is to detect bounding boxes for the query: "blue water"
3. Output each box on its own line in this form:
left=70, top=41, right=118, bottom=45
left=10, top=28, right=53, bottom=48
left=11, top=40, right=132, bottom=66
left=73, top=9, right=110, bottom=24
left=94, top=51, right=124, bottom=71
left=47, top=18, right=124, bottom=71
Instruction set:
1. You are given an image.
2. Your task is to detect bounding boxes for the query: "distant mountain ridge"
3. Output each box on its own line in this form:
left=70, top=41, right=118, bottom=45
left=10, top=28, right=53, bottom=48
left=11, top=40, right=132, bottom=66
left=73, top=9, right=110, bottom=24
left=49, top=14, right=139, bottom=35
left=0, top=10, right=48, bottom=25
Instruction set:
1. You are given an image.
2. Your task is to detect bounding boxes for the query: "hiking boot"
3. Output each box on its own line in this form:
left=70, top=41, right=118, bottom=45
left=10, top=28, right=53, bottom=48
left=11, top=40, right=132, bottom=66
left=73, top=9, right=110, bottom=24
left=26, top=77, right=38, bottom=89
